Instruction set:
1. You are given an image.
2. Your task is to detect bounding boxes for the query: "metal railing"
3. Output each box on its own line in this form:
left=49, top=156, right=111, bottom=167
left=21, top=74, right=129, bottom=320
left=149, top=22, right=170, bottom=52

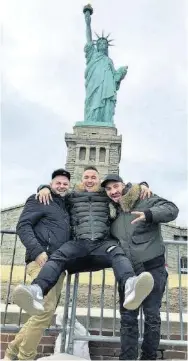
left=0, top=230, right=187, bottom=352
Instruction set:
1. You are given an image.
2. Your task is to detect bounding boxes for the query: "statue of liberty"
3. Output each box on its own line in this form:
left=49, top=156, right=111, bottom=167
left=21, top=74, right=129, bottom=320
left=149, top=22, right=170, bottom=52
left=83, top=4, right=128, bottom=125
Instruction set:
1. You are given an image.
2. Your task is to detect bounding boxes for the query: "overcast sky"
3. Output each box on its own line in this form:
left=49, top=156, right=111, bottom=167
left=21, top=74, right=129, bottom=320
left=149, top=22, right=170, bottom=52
left=1, top=0, right=187, bottom=226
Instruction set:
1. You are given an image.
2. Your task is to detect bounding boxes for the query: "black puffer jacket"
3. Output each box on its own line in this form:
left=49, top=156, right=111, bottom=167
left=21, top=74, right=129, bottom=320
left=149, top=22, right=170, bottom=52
left=17, top=194, right=70, bottom=264
left=67, top=184, right=112, bottom=241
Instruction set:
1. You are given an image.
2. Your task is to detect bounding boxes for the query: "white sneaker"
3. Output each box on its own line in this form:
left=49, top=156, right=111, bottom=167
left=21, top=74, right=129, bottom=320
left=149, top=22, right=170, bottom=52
left=13, top=284, right=44, bottom=316
left=123, top=272, right=154, bottom=310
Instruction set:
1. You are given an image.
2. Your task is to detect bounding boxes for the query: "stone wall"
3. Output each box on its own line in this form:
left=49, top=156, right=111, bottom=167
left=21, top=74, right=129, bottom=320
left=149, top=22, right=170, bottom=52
left=1, top=205, right=23, bottom=231
left=1, top=205, right=25, bottom=265
left=1, top=205, right=187, bottom=270
left=161, top=223, right=187, bottom=273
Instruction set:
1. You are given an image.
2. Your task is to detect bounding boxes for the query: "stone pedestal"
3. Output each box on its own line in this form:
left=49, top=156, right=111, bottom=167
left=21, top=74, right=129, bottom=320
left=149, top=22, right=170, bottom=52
left=65, top=126, right=122, bottom=185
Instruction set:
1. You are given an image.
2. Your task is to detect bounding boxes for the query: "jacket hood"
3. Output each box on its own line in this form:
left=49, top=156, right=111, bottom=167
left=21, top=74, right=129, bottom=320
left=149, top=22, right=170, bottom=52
left=119, top=184, right=141, bottom=212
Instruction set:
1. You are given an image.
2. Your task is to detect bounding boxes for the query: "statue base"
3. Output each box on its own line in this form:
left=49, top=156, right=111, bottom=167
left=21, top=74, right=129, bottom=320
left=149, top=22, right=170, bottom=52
left=65, top=125, right=122, bottom=186
left=75, top=121, right=115, bottom=127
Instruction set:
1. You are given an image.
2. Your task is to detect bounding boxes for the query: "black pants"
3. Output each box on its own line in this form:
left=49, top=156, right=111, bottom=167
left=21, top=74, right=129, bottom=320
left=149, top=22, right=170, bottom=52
left=32, top=239, right=135, bottom=296
left=119, top=265, right=168, bottom=360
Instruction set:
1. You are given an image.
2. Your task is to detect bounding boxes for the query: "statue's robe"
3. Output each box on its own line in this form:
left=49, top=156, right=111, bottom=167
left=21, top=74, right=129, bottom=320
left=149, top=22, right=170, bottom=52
left=84, top=42, right=117, bottom=124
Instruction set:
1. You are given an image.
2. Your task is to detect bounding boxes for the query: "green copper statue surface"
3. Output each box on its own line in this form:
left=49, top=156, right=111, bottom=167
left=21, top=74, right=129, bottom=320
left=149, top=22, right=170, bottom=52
left=82, top=4, right=128, bottom=126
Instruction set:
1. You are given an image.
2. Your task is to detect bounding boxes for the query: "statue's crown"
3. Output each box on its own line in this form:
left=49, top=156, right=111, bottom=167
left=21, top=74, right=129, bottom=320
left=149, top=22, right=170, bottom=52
left=93, top=31, right=114, bottom=46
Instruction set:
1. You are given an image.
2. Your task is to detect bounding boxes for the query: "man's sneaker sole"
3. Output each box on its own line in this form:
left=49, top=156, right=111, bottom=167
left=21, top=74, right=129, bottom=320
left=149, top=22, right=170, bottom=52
left=13, top=285, right=44, bottom=316
left=123, top=272, right=154, bottom=310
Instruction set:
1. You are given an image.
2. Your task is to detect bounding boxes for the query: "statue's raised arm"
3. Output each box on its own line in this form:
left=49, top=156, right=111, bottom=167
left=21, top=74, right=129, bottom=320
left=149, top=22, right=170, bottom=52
left=83, top=4, right=93, bottom=43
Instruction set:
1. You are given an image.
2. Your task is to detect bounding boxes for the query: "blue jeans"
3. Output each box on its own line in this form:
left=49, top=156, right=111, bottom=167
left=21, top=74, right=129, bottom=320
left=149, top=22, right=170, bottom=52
left=119, top=265, right=168, bottom=360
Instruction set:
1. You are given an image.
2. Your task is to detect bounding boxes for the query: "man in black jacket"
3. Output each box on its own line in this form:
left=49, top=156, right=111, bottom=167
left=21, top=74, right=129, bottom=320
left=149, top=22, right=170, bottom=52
left=5, top=169, right=71, bottom=361
left=101, top=174, right=179, bottom=360
left=13, top=166, right=154, bottom=320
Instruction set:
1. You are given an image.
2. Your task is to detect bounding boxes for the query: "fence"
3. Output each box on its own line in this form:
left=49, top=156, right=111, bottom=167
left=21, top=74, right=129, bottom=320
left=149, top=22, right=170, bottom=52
left=0, top=230, right=187, bottom=354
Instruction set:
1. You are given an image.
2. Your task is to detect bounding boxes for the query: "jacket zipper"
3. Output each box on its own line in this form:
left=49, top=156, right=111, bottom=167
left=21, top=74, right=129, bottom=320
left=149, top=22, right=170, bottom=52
left=89, top=201, right=94, bottom=241
left=47, top=235, right=51, bottom=252
left=124, top=213, right=133, bottom=261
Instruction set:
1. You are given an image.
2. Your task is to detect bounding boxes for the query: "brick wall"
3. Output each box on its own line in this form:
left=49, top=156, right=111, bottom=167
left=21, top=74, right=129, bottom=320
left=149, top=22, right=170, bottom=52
left=0, top=333, right=57, bottom=360
left=1, top=331, right=187, bottom=360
